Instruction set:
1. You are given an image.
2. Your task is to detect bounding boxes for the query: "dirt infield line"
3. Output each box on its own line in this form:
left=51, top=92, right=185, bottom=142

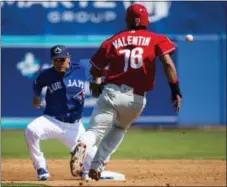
left=2, top=159, right=226, bottom=186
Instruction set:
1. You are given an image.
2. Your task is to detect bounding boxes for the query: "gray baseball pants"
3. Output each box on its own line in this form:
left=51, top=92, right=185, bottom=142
left=79, top=84, right=146, bottom=171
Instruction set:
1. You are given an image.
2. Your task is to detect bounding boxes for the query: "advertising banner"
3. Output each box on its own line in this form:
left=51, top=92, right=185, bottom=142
left=2, top=1, right=227, bottom=35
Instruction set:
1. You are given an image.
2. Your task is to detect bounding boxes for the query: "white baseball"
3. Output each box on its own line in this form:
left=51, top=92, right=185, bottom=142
left=185, top=34, right=193, bottom=42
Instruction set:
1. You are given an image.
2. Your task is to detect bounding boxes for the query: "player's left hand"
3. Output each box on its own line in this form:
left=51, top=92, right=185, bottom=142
left=172, top=95, right=181, bottom=112
left=32, top=96, right=42, bottom=109
left=89, top=82, right=104, bottom=98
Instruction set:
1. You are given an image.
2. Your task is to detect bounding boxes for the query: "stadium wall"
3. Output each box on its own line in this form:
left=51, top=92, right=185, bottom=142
left=1, top=1, right=226, bottom=128
left=1, top=35, right=226, bottom=128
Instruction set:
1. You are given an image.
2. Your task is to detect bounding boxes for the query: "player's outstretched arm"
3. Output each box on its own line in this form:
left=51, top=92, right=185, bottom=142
left=160, top=54, right=182, bottom=111
left=160, top=54, right=178, bottom=82
left=89, top=40, right=109, bottom=98
left=32, top=72, right=46, bottom=109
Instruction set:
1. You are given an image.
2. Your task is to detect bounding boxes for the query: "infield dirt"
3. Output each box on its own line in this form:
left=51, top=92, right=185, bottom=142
left=2, top=159, right=226, bottom=186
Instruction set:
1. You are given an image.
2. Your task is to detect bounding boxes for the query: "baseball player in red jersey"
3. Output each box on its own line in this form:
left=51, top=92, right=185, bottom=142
left=70, top=3, right=182, bottom=180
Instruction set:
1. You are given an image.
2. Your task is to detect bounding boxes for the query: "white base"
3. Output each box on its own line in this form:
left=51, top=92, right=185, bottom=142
left=100, top=170, right=126, bottom=181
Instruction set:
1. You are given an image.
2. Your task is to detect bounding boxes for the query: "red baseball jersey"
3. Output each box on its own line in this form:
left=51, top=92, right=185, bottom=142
left=90, top=30, right=176, bottom=93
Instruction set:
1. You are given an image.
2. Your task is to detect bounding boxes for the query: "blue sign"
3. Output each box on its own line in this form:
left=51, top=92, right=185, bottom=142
left=1, top=1, right=227, bottom=35
left=2, top=47, right=177, bottom=127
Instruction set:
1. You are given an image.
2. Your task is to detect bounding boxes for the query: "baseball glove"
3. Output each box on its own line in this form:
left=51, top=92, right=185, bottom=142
left=89, top=82, right=104, bottom=98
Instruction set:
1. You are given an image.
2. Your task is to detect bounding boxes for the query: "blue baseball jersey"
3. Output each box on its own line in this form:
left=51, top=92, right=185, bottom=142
left=33, top=62, right=86, bottom=122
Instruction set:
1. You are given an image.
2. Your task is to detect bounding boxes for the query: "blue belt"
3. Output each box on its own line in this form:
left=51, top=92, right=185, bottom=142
left=55, top=116, right=78, bottom=124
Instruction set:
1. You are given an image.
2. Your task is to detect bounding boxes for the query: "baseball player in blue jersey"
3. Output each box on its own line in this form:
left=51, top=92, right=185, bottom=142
left=25, top=45, right=115, bottom=181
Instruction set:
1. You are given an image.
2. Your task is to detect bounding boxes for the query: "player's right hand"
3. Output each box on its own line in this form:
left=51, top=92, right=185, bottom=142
left=32, top=96, right=42, bottom=108
left=89, top=82, right=104, bottom=98
left=172, top=95, right=181, bottom=112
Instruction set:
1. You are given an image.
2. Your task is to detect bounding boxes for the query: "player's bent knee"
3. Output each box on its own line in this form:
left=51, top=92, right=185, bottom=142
left=24, top=127, right=38, bottom=140
left=24, top=127, right=32, bottom=139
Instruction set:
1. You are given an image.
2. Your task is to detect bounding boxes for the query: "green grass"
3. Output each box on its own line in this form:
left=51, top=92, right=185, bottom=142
left=1, top=129, right=226, bottom=160
left=115, top=129, right=226, bottom=159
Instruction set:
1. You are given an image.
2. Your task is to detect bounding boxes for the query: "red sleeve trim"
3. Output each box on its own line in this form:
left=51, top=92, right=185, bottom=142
left=160, top=47, right=176, bottom=56
left=90, top=60, right=102, bottom=71
left=90, top=65, right=104, bottom=77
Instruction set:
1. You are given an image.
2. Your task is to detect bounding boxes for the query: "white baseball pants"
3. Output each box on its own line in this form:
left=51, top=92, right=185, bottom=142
left=24, top=115, right=97, bottom=173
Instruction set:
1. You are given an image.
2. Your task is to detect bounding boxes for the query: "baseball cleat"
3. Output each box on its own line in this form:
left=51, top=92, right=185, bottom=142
left=81, top=172, right=92, bottom=181
left=89, top=168, right=101, bottom=181
left=70, top=142, right=87, bottom=177
left=37, top=168, right=49, bottom=181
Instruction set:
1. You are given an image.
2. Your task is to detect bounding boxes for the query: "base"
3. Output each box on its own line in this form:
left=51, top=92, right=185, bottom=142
left=100, top=170, right=126, bottom=181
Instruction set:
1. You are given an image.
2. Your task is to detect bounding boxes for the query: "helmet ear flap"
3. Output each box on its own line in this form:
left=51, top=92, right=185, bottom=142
left=135, top=18, right=141, bottom=27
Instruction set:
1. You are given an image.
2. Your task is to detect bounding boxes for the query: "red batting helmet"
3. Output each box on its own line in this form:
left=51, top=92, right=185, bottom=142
left=125, top=3, right=149, bottom=28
